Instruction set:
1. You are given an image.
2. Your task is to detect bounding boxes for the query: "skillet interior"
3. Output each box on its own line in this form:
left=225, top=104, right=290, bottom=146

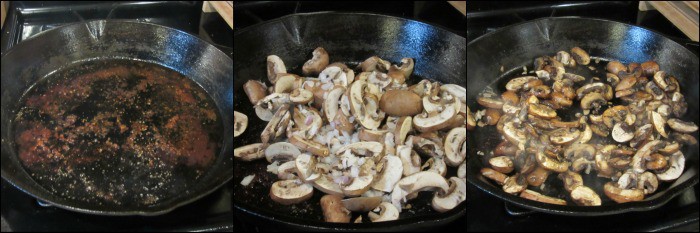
left=1, top=20, right=234, bottom=216
left=233, top=12, right=465, bottom=229
left=466, top=17, right=699, bottom=216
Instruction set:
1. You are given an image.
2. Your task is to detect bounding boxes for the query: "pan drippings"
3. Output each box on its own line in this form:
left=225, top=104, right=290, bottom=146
left=13, top=59, right=223, bottom=207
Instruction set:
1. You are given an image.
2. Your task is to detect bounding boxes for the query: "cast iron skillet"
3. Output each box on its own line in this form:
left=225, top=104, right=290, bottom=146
left=467, top=17, right=699, bottom=216
left=234, top=12, right=465, bottom=230
left=0, top=20, right=234, bottom=216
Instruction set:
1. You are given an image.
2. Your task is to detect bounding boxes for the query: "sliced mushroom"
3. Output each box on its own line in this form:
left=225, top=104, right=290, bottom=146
left=570, top=186, right=601, bottom=206
left=392, top=58, right=415, bottom=80
left=558, top=171, right=584, bottom=193
left=398, top=145, right=422, bottom=176
left=394, top=116, right=413, bottom=145
left=302, top=47, right=329, bottom=76
left=289, top=134, right=330, bottom=157
left=313, top=174, right=344, bottom=196
left=645, top=153, right=668, bottom=170
left=341, top=196, right=382, bottom=212
left=267, top=55, right=287, bottom=84
left=320, top=195, right=351, bottom=223
left=489, top=156, right=514, bottom=174
left=234, top=111, right=248, bottom=137
left=342, top=175, right=374, bottom=197
left=603, top=182, right=644, bottom=204
left=656, top=151, right=685, bottom=181
left=270, top=180, right=314, bottom=205
left=640, top=60, right=659, bottom=77
left=520, top=189, right=567, bottom=205
left=548, top=128, right=581, bottom=145
left=481, top=168, right=508, bottom=185
left=526, top=167, right=550, bottom=187
left=458, top=162, right=466, bottom=179
left=528, top=103, right=557, bottom=119
left=234, top=143, right=265, bottom=161
left=274, top=73, right=302, bottom=93
left=348, top=80, right=384, bottom=130
left=359, top=56, right=390, bottom=73
left=261, top=104, right=291, bottom=144
left=411, top=136, right=445, bottom=159
left=243, top=80, right=268, bottom=105
left=295, top=153, right=319, bottom=182
left=580, top=92, right=606, bottom=111
left=506, top=76, right=538, bottom=91
left=631, top=140, right=665, bottom=174
left=369, top=202, right=399, bottom=222
left=571, top=47, right=590, bottom=65
left=421, top=157, right=447, bottom=177
left=636, top=172, right=658, bottom=194
left=290, top=89, right=314, bottom=104
left=372, top=155, right=404, bottom=192
left=255, top=93, right=291, bottom=121
left=606, top=61, right=626, bottom=75
left=265, top=142, right=301, bottom=163
left=536, top=151, right=570, bottom=173
left=432, top=177, right=466, bottom=212
left=667, top=119, right=699, bottom=133
left=612, top=123, right=634, bottom=143
left=650, top=111, right=668, bottom=138
left=445, top=128, right=467, bottom=166
left=276, top=161, right=297, bottom=180
left=652, top=71, right=670, bottom=91
left=576, top=82, right=605, bottom=99
left=502, top=173, right=527, bottom=194
left=338, top=142, right=384, bottom=158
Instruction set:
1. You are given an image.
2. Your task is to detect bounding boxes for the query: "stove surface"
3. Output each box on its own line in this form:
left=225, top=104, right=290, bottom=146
left=0, top=1, right=232, bottom=232
left=467, top=1, right=699, bottom=232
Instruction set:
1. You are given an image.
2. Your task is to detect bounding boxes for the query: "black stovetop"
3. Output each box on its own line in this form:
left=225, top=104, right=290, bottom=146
left=0, top=1, right=232, bottom=232
left=233, top=1, right=466, bottom=231
left=467, top=1, right=699, bottom=232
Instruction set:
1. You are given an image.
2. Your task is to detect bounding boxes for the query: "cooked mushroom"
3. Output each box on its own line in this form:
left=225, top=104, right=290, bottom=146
left=612, top=123, right=634, bottom=143
left=481, top=168, right=508, bottom=185
left=506, top=76, right=538, bottom=91
left=603, top=182, right=644, bottom=204
left=580, top=92, right=606, bottom=111
left=526, top=167, right=550, bottom=187
left=432, top=177, right=466, bottom=212
left=369, top=202, right=399, bottom=222
left=571, top=47, right=590, bottom=65
left=520, top=190, right=567, bottom=205
left=650, top=111, right=668, bottom=138
left=341, top=196, right=382, bottom=212
left=267, top=55, right=287, bottom=84
left=570, top=186, right=601, bottom=206
left=502, top=173, right=528, bottom=194
left=302, top=47, right=329, bottom=76
left=489, top=156, right=514, bottom=174
left=667, top=119, right=699, bottom=133
left=606, top=61, right=627, bottom=75
left=320, top=195, right=351, bottom=223
left=548, top=128, right=581, bottom=145
left=640, top=60, right=659, bottom=77
left=528, top=103, right=557, bottom=119
left=270, top=180, right=314, bottom=205
left=636, top=172, right=658, bottom=194
left=656, top=151, right=685, bottom=181
left=536, top=151, right=570, bottom=172
left=234, top=143, right=265, bottom=161
left=631, top=140, right=665, bottom=173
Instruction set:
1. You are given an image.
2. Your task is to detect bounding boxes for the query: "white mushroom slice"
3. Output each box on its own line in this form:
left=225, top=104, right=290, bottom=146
left=432, top=177, right=467, bottom=212
left=656, top=151, right=685, bottom=181
left=290, top=89, right=314, bottom=104
left=369, top=202, right=399, bottom=222
left=458, top=162, right=466, bottom=179
left=234, top=111, right=248, bottom=138
left=396, top=171, right=450, bottom=194
left=413, top=98, right=461, bottom=133
left=371, top=155, right=404, bottom=192
left=337, top=142, right=384, bottom=158
left=295, top=153, right=319, bottom=182
left=570, top=186, right=601, bottom=206
left=488, top=156, right=514, bottom=174
left=302, top=47, right=329, bottom=76
left=255, top=93, right=291, bottom=121
left=323, top=86, right=346, bottom=123
left=341, top=196, right=382, bottom=212
left=319, top=66, right=349, bottom=87
left=520, top=189, right=567, bottom=205
left=667, top=119, right=699, bottom=133
left=631, top=140, right=665, bottom=173
left=349, top=80, right=384, bottom=130
left=269, top=180, right=314, bottom=205
left=440, top=84, right=466, bottom=104
left=234, top=143, right=265, bottom=161
left=650, top=111, right=668, bottom=138
left=445, top=128, right=467, bottom=166
left=313, top=174, right=344, bottom=196
left=411, top=136, right=445, bottom=158
left=342, top=175, right=374, bottom=197
left=421, top=157, right=447, bottom=177
left=289, top=134, right=330, bottom=157
left=398, top=145, right=421, bottom=176
left=267, top=55, right=287, bottom=84
left=637, top=172, right=659, bottom=194
left=394, top=116, right=413, bottom=145
left=265, top=142, right=301, bottom=163
left=612, top=123, right=634, bottom=143
left=277, top=161, right=297, bottom=180
left=274, top=73, right=302, bottom=93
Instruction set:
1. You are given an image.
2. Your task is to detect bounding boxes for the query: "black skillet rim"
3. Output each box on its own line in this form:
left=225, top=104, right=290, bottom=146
left=233, top=11, right=466, bottom=229
left=466, top=16, right=700, bottom=216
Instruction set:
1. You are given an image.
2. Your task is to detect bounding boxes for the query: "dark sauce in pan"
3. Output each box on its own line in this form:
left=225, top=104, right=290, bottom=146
left=13, top=59, right=223, bottom=207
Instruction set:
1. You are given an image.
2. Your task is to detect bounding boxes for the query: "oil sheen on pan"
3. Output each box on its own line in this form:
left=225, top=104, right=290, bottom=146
left=12, top=59, right=223, bottom=207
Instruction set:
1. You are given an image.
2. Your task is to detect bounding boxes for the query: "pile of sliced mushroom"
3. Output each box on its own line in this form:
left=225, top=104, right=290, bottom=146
left=474, top=47, right=697, bottom=206
left=234, top=47, right=467, bottom=222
